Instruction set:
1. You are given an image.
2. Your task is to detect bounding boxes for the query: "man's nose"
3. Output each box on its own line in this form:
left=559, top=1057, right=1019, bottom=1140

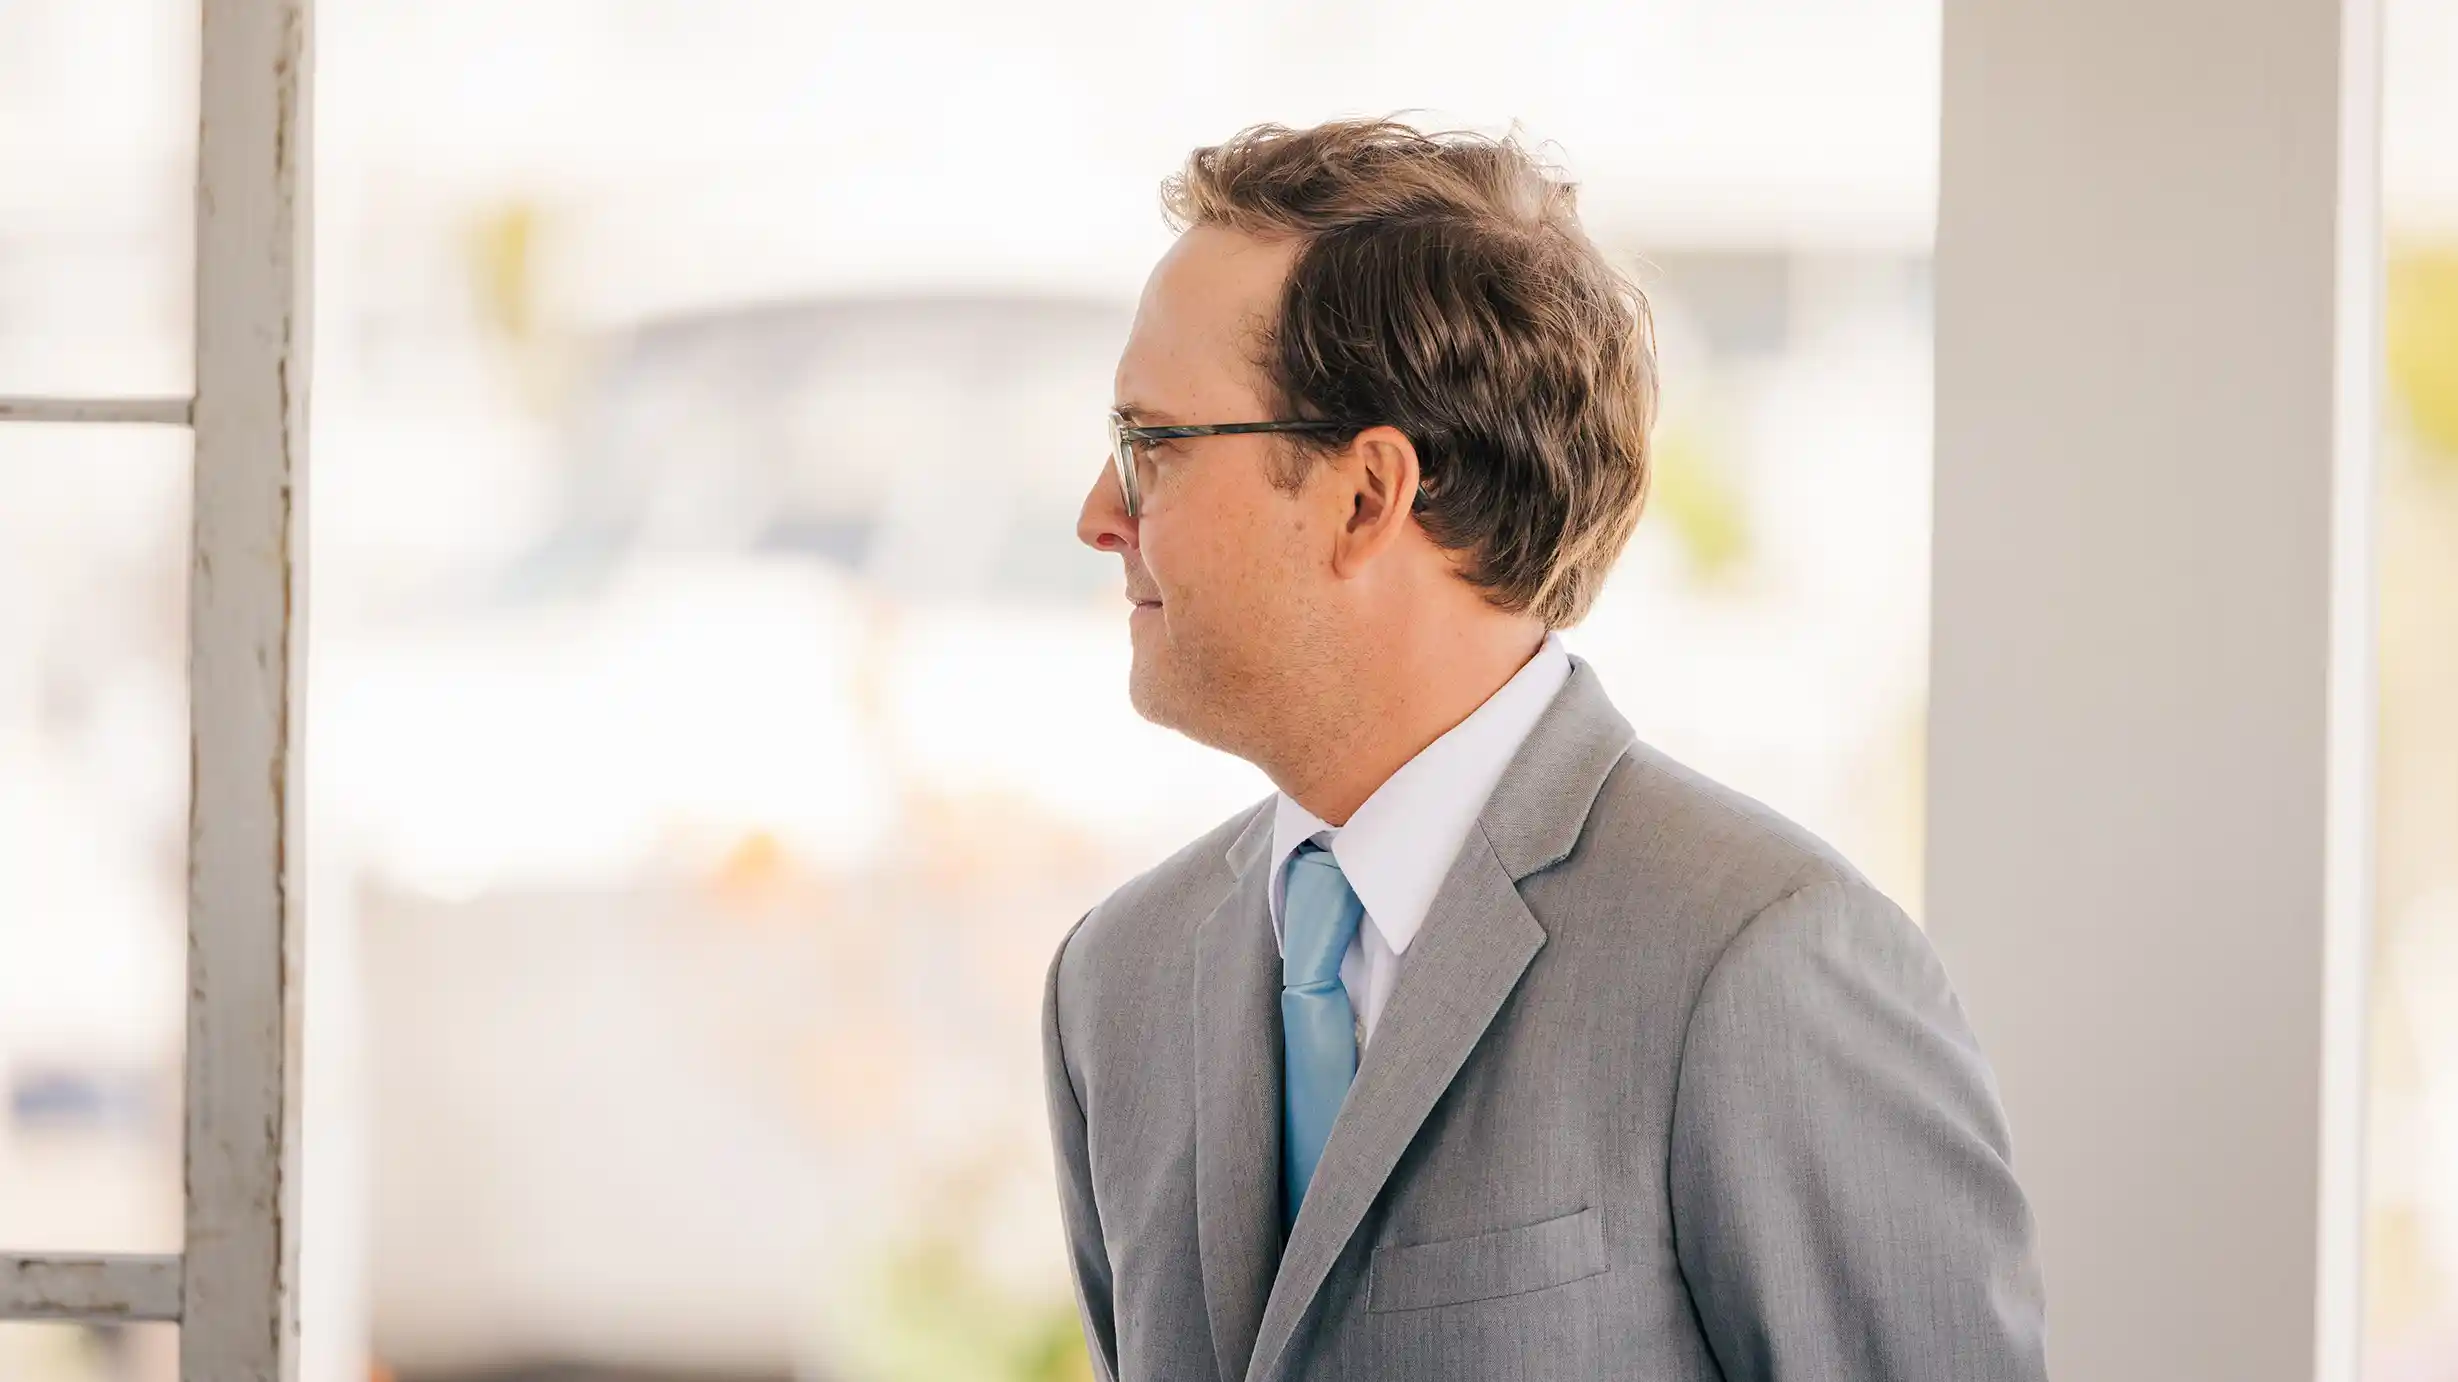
left=1078, top=460, right=1137, bottom=554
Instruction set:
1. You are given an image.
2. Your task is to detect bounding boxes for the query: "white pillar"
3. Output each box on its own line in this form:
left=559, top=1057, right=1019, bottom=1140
left=1927, top=1, right=2381, bottom=1379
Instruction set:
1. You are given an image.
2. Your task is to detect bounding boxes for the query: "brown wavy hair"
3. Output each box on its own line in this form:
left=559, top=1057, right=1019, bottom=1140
left=1161, top=118, right=1656, bottom=628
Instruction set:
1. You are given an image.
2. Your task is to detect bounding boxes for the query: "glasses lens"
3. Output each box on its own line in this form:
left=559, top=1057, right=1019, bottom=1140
left=1108, top=413, right=1139, bottom=517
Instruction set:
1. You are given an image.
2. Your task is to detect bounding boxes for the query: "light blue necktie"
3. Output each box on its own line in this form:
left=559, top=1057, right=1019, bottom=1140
left=1281, top=842, right=1364, bottom=1230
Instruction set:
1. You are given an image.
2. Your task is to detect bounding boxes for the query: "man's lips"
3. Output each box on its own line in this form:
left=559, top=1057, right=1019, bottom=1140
left=1127, top=593, right=1163, bottom=609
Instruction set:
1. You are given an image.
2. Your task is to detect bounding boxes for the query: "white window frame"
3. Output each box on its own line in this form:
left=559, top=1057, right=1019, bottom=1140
left=0, top=1, right=313, bottom=1379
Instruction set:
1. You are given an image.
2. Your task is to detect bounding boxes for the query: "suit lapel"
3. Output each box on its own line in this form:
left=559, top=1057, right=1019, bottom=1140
left=1194, top=806, right=1282, bottom=1382
left=1245, top=833, right=1545, bottom=1382
left=1242, top=660, right=1636, bottom=1382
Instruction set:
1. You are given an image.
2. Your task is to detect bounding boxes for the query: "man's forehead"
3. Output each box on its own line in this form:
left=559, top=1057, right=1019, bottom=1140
left=1118, top=226, right=1292, bottom=406
left=1153, top=224, right=1294, bottom=300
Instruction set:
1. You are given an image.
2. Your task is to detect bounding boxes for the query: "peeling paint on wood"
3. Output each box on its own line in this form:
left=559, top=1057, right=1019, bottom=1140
left=0, top=1255, right=185, bottom=1323
left=184, top=1, right=313, bottom=1380
left=0, top=396, right=194, bottom=425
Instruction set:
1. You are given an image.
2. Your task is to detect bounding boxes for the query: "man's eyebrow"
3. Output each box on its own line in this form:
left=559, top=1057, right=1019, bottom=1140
left=1113, top=403, right=1182, bottom=426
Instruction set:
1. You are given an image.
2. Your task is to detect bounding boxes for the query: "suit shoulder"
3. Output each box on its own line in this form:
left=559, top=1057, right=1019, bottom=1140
left=1571, top=737, right=1877, bottom=926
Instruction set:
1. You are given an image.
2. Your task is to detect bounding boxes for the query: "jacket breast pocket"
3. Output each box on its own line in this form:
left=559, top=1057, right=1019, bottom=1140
left=1366, top=1206, right=1609, bottom=1313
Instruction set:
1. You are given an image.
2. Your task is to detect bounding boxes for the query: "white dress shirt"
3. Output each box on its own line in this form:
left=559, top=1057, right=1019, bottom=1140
left=1268, top=634, right=1572, bottom=1048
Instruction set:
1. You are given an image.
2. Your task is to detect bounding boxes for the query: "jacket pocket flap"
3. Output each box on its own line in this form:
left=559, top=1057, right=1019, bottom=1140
left=1366, top=1206, right=1608, bottom=1313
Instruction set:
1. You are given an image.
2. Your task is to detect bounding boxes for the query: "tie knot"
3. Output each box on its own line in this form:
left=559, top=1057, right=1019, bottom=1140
left=1283, top=846, right=1364, bottom=988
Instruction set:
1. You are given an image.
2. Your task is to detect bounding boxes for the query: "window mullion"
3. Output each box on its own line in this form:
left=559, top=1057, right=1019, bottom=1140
left=181, top=0, right=313, bottom=1379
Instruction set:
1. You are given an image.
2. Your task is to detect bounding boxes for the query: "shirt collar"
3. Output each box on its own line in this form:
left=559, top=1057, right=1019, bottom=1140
left=1268, top=634, right=1574, bottom=954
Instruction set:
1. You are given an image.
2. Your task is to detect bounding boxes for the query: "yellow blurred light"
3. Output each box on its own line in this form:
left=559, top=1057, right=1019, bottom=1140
left=2388, top=247, right=2458, bottom=464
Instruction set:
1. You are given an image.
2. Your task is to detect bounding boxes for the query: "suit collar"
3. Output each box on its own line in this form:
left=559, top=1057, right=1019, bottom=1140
left=1224, top=795, right=1277, bottom=876
left=1480, top=657, right=1637, bottom=880
left=1194, top=802, right=1282, bottom=1382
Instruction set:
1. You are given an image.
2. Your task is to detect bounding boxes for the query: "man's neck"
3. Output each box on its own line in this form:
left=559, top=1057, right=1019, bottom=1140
left=1269, top=621, right=1548, bottom=826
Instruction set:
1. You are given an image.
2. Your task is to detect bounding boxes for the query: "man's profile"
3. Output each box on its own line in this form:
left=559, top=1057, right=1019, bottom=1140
left=1042, top=117, right=2048, bottom=1382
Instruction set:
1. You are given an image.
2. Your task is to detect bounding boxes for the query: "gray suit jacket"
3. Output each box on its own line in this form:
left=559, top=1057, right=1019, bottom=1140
left=1042, top=661, right=2048, bottom=1382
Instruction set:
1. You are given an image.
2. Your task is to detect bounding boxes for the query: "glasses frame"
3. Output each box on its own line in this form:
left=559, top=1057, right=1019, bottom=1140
left=1107, top=409, right=1352, bottom=518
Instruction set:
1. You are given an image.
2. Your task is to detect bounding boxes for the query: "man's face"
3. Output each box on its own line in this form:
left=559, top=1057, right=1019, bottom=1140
left=1078, top=226, right=1329, bottom=749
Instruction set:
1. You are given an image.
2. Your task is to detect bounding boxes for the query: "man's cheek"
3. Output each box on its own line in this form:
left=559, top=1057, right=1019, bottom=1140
left=1140, top=531, right=1192, bottom=605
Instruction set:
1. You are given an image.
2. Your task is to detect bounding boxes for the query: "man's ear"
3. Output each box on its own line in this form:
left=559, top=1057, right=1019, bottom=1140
left=1328, top=424, right=1422, bottom=580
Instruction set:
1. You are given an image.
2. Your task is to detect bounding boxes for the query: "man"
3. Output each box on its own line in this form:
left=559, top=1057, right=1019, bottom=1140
left=1044, top=118, right=2047, bottom=1382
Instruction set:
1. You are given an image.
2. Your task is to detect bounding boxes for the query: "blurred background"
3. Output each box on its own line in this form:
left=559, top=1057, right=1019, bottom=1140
left=0, top=0, right=2452, bottom=1379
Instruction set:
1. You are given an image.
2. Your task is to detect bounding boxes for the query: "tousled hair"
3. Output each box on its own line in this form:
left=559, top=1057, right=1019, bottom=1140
left=1162, top=118, right=1656, bottom=628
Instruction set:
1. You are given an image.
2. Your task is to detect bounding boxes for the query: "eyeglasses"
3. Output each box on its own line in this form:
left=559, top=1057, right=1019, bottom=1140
left=1107, top=408, right=1350, bottom=519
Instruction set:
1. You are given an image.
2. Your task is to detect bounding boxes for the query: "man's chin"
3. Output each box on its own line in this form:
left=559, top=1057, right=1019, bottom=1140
left=1127, top=648, right=1225, bottom=744
left=1125, top=654, right=1181, bottom=731
left=1131, top=663, right=1257, bottom=763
